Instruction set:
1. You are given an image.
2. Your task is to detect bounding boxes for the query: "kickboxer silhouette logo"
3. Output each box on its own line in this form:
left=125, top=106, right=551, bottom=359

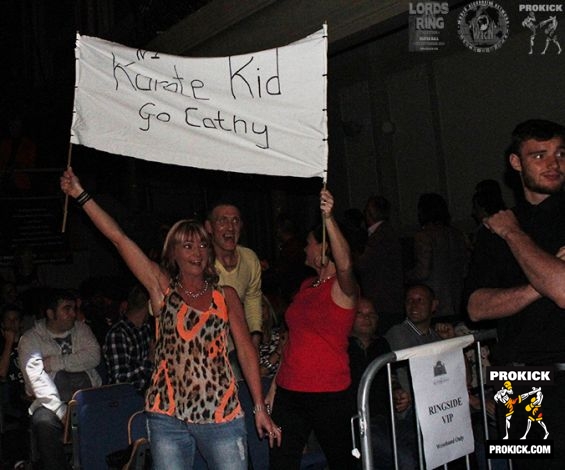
left=522, top=387, right=549, bottom=439
left=494, top=381, right=549, bottom=440
left=522, top=12, right=562, bottom=55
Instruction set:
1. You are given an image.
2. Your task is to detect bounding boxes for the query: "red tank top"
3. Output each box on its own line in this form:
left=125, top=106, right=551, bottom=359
left=276, top=277, right=355, bottom=392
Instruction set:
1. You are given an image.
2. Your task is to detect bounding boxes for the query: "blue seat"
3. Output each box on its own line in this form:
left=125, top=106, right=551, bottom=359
left=69, top=383, right=144, bottom=470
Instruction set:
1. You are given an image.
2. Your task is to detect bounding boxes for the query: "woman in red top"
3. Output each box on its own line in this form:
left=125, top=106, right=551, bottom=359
left=269, top=188, right=359, bottom=469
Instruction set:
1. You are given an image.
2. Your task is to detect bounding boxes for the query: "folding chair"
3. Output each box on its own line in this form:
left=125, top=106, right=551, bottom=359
left=352, top=329, right=498, bottom=470
left=128, top=410, right=147, bottom=443
left=120, top=410, right=150, bottom=470
left=69, top=383, right=145, bottom=470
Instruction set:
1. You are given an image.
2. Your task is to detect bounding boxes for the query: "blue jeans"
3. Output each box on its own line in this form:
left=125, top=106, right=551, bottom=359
left=147, top=412, right=248, bottom=470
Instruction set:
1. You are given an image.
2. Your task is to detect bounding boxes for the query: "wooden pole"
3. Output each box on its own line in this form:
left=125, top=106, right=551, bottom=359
left=321, top=180, right=327, bottom=265
left=61, top=142, right=73, bottom=233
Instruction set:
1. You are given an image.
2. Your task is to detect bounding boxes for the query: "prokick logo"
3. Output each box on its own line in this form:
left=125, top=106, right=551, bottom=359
left=458, top=1, right=509, bottom=52
left=486, top=366, right=554, bottom=451
left=520, top=4, right=562, bottom=55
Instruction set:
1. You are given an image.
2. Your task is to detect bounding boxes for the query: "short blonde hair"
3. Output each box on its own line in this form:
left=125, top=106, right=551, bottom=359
left=161, top=219, right=218, bottom=284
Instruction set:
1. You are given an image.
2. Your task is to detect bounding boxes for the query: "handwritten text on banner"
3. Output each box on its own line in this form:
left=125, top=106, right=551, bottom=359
left=71, top=27, right=327, bottom=178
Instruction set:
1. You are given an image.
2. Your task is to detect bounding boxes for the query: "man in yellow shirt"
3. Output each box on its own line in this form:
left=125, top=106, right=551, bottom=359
left=205, top=201, right=263, bottom=348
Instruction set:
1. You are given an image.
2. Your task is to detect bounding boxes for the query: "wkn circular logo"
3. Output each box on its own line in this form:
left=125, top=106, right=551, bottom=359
left=458, top=1, right=509, bottom=52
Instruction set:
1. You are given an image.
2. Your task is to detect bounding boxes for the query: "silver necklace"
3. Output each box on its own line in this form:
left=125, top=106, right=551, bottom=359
left=177, top=279, right=209, bottom=298
left=311, top=274, right=336, bottom=288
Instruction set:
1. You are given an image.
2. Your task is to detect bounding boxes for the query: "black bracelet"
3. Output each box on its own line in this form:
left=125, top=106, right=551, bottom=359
left=76, top=191, right=92, bottom=207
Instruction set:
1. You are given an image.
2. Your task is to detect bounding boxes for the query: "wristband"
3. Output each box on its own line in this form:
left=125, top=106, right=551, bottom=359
left=76, top=191, right=92, bottom=207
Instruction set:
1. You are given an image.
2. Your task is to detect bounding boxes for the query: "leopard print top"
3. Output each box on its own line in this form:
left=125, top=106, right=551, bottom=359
left=145, top=286, right=242, bottom=423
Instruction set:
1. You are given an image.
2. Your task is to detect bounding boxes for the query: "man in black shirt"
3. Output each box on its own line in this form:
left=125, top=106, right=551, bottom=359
left=348, top=297, right=391, bottom=413
left=467, top=119, right=565, bottom=468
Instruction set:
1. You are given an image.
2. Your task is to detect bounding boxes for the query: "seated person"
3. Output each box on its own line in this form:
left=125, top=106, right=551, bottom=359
left=1, top=303, right=26, bottom=415
left=18, top=289, right=102, bottom=470
left=385, top=284, right=454, bottom=349
left=103, top=284, right=154, bottom=393
left=387, top=282, right=455, bottom=397
left=372, top=283, right=453, bottom=469
left=386, top=283, right=454, bottom=403
left=348, top=296, right=391, bottom=414
left=1, top=303, right=29, bottom=467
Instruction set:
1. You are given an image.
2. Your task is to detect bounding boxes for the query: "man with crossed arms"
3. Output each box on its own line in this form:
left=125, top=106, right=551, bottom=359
left=467, top=119, right=565, bottom=466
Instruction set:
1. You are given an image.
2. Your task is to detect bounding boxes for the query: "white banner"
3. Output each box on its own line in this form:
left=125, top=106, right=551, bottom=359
left=409, top=347, right=474, bottom=469
left=71, top=27, right=328, bottom=179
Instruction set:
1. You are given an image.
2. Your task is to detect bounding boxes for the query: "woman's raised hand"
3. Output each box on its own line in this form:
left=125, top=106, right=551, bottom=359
left=320, top=188, right=334, bottom=219
left=60, top=167, right=84, bottom=199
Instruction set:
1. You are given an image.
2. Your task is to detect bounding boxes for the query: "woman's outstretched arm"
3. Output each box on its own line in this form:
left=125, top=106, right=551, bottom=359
left=60, top=167, right=167, bottom=309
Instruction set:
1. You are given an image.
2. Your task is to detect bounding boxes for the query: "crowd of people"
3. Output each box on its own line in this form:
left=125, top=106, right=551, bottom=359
left=1, top=118, right=564, bottom=470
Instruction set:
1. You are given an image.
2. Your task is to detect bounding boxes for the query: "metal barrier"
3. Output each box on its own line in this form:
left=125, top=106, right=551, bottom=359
left=352, top=329, right=499, bottom=470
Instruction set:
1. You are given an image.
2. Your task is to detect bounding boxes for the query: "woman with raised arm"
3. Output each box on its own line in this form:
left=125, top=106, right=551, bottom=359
left=268, top=188, right=359, bottom=470
left=60, top=167, right=281, bottom=470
